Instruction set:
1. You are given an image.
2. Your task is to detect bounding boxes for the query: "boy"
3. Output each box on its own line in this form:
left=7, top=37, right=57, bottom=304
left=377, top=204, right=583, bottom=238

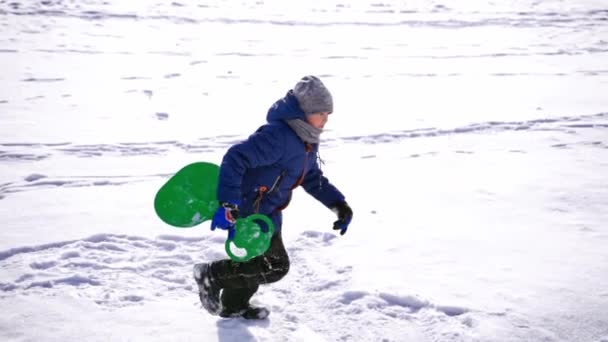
left=193, top=75, right=353, bottom=319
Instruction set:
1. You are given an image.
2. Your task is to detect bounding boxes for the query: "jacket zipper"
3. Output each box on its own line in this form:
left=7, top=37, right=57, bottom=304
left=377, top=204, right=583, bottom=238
left=254, top=143, right=313, bottom=213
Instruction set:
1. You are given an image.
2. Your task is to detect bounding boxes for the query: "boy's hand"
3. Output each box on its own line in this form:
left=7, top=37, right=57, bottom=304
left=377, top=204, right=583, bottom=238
left=211, top=202, right=240, bottom=238
left=330, top=201, right=353, bottom=236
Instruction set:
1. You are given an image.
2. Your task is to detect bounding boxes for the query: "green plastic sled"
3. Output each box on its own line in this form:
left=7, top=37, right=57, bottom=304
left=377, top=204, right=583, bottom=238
left=154, top=162, right=274, bottom=262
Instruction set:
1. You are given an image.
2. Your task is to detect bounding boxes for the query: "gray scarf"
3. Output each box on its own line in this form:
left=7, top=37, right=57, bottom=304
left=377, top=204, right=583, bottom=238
left=285, top=119, right=322, bottom=144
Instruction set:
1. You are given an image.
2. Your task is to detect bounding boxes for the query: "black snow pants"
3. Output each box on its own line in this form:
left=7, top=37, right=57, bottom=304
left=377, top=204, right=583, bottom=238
left=209, top=232, right=290, bottom=311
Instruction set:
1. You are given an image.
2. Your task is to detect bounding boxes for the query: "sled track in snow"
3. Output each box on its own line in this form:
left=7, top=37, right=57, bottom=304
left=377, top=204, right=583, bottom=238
left=1, top=112, right=606, bottom=161
left=0, top=233, right=211, bottom=304
left=0, top=230, right=484, bottom=341
left=2, top=0, right=608, bottom=30
left=1, top=112, right=606, bottom=201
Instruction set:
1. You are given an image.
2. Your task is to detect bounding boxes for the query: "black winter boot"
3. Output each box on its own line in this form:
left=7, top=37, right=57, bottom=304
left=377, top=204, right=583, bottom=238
left=219, top=305, right=270, bottom=320
left=193, top=263, right=221, bottom=315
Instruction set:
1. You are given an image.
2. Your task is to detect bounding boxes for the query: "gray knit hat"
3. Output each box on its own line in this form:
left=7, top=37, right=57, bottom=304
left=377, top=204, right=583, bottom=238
left=293, top=75, right=333, bottom=114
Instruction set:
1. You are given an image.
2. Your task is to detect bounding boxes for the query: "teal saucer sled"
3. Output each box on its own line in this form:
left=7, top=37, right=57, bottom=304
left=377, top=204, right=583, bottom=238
left=154, top=162, right=220, bottom=228
left=225, top=214, right=275, bottom=262
left=154, top=162, right=274, bottom=262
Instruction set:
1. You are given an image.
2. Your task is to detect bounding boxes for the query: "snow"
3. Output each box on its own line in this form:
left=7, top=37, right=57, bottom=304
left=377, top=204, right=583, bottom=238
left=1, top=0, right=608, bottom=341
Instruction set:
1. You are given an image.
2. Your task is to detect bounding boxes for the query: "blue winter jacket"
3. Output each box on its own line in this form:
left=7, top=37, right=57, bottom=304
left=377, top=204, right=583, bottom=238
left=217, top=90, right=345, bottom=234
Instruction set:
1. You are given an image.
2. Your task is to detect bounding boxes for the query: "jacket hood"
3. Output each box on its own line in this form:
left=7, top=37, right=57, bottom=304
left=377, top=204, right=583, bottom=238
left=266, top=90, right=306, bottom=123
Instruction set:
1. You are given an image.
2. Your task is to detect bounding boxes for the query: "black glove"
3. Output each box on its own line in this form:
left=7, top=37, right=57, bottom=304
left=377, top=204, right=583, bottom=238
left=330, top=201, right=353, bottom=235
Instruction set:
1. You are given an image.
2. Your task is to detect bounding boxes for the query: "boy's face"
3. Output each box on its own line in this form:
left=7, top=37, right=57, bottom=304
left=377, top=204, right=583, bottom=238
left=306, top=111, right=330, bottom=129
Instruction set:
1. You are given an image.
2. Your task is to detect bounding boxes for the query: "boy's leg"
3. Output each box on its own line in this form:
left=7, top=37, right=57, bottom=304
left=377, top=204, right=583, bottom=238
left=220, top=285, right=259, bottom=313
left=210, top=233, right=290, bottom=288
left=211, top=233, right=290, bottom=312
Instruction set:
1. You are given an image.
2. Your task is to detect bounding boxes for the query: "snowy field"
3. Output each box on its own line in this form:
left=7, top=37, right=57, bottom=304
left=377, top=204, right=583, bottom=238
left=1, top=0, right=608, bottom=341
